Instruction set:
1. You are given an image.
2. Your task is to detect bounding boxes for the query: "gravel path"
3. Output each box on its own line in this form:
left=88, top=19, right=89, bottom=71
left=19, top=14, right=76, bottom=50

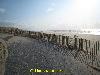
left=0, top=34, right=98, bottom=75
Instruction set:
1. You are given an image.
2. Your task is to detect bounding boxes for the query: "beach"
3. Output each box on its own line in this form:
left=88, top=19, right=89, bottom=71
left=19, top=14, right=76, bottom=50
left=0, top=33, right=99, bottom=75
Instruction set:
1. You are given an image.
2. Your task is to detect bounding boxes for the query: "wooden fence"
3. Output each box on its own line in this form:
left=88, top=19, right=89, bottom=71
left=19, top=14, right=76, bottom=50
left=0, top=27, right=100, bottom=72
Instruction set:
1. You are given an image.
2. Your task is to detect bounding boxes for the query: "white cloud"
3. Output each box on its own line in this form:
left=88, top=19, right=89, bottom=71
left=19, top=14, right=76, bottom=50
left=0, top=8, right=6, bottom=13
left=51, top=2, right=55, bottom=6
left=63, top=0, right=98, bottom=28
left=46, top=7, right=54, bottom=12
left=46, top=2, right=56, bottom=13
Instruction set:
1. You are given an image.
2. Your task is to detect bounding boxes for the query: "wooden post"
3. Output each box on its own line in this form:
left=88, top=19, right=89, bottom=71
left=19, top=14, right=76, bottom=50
left=98, top=41, right=99, bottom=51
left=81, top=38, right=83, bottom=50
left=57, top=35, right=60, bottom=45
left=96, top=41, right=98, bottom=55
left=89, top=40, right=90, bottom=47
left=43, top=33, right=45, bottom=40
left=79, top=39, right=81, bottom=50
left=92, top=48, right=94, bottom=66
left=74, top=37, right=77, bottom=49
left=66, top=36, right=69, bottom=46
left=92, top=42, right=95, bottom=62
left=50, top=34, right=52, bottom=42
left=55, top=35, right=57, bottom=44
left=94, top=44, right=95, bottom=56
left=47, top=34, right=51, bottom=42
left=57, top=35, right=59, bottom=44
left=50, top=34, right=57, bottom=44
left=28, top=31, right=30, bottom=38
left=88, top=48, right=91, bottom=65
left=85, top=39, right=88, bottom=51
left=60, top=35, right=62, bottom=45
left=37, top=32, right=39, bottom=39
left=95, top=41, right=98, bottom=67
left=62, top=36, right=65, bottom=45
left=36, top=32, right=38, bottom=39
left=88, top=40, right=91, bottom=55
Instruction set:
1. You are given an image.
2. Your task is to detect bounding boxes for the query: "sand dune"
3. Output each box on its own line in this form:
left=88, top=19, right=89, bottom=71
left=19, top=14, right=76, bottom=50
left=0, top=33, right=98, bottom=75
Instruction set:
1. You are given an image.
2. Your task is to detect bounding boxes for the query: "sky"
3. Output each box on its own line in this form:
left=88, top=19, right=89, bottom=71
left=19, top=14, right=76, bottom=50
left=0, top=0, right=100, bottom=31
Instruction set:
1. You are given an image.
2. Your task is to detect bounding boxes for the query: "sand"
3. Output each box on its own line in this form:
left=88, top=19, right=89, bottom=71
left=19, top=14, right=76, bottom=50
left=0, top=33, right=98, bottom=75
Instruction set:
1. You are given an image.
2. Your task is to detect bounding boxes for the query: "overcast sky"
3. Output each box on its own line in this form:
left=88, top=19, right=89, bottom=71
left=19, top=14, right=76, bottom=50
left=0, top=0, right=100, bottom=31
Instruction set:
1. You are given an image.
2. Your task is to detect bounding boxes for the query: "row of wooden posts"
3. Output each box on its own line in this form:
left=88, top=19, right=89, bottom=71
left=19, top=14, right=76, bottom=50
left=0, top=27, right=100, bottom=55
left=0, top=27, right=100, bottom=69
